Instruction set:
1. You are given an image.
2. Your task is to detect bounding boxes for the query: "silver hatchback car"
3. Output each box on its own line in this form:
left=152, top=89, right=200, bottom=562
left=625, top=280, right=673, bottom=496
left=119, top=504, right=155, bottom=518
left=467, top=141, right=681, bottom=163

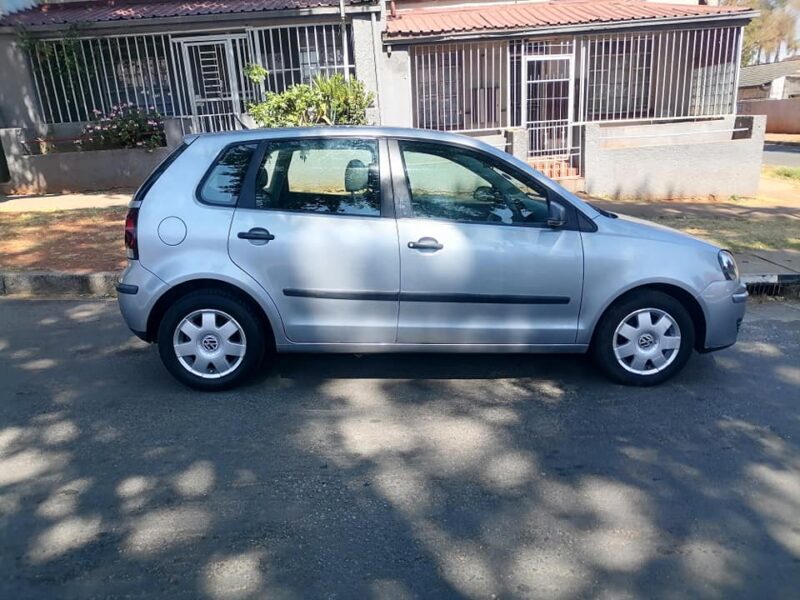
left=117, top=126, right=747, bottom=390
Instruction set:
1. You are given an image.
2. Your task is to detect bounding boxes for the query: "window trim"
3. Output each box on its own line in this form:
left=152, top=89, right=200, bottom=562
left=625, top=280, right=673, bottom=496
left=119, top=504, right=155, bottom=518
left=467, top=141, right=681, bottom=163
left=389, top=138, right=578, bottom=230
left=195, top=141, right=261, bottom=208
left=235, top=136, right=393, bottom=219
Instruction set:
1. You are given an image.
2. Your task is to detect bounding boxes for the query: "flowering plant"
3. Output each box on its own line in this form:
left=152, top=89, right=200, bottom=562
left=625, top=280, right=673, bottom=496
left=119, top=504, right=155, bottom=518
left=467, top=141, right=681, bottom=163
left=77, top=104, right=165, bottom=151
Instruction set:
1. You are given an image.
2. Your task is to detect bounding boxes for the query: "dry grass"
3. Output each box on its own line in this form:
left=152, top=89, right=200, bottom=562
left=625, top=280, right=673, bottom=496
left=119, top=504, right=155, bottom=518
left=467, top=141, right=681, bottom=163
left=648, top=214, right=800, bottom=252
left=0, top=207, right=127, bottom=273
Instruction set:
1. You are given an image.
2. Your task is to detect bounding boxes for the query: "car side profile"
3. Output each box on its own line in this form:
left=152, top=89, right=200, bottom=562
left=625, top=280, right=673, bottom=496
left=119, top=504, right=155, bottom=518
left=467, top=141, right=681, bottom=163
left=117, top=126, right=747, bottom=390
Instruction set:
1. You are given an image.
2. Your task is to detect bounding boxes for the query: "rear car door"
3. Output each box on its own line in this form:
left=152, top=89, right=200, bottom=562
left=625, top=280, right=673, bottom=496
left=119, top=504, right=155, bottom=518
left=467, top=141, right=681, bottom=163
left=389, top=139, right=584, bottom=345
left=226, top=136, right=399, bottom=344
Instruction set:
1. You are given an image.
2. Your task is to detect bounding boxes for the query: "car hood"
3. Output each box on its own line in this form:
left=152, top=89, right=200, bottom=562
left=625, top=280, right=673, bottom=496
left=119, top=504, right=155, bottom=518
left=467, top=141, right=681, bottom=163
left=600, top=213, right=720, bottom=252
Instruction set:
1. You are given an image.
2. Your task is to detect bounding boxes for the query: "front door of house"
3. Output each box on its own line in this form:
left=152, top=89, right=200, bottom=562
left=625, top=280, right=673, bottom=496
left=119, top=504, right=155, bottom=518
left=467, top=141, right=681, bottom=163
left=179, top=37, right=244, bottom=132
left=524, top=55, right=575, bottom=168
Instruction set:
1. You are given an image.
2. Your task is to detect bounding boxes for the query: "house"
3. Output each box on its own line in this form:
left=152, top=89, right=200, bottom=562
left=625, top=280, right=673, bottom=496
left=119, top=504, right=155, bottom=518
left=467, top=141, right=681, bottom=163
left=738, top=58, right=800, bottom=101
left=737, top=58, right=800, bottom=135
left=0, top=0, right=765, bottom=198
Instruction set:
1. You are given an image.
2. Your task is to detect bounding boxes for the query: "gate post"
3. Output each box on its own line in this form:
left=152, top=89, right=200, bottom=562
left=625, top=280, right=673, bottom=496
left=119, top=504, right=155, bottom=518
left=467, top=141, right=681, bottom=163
left=505, top=127, right=528, bottom=161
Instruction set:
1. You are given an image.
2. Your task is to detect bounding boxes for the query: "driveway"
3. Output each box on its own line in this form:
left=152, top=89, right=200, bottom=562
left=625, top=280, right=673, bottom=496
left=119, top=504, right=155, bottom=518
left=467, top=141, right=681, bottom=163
left=763, top=142, right=800, bottom=168
left=1, top=298, right=799, bottom=599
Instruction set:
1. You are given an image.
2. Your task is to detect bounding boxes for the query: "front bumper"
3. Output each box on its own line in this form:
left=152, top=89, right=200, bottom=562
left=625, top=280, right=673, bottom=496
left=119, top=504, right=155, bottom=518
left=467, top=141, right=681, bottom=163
left=700, top=281, right=748, bottom=352
left=117, top=261, right=168, bottom=341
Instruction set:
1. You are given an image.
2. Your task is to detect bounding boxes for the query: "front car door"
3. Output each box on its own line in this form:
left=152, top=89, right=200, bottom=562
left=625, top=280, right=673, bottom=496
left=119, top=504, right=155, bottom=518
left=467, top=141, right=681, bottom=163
left=388, top=138, right=584, bottom=346
left=226, top=136, right=399, bottom=344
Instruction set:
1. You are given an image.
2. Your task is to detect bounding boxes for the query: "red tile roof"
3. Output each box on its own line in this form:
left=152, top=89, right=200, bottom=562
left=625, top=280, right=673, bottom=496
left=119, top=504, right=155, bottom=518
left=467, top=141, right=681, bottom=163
left=1, top=0, right=372, bottom=27
left=386, top=0, right=755, bottom=40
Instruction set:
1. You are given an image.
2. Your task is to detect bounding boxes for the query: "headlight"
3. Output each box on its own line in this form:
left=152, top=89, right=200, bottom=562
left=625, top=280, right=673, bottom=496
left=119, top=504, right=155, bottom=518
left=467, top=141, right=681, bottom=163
left=718, top=250, right=739, bottom=281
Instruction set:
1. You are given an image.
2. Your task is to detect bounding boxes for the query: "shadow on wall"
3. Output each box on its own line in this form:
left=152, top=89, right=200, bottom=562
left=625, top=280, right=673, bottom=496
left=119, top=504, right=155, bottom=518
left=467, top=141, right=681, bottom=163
left=0, top=299, right=799, bottom=598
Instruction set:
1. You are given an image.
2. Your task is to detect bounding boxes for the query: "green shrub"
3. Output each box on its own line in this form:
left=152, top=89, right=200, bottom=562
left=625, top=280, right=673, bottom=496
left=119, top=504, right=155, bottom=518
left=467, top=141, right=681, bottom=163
left=772, top=166, right=800, bottom=182
left=248, top=74, right=374, bottom=128
left=77, top=104, right=166, bottom=151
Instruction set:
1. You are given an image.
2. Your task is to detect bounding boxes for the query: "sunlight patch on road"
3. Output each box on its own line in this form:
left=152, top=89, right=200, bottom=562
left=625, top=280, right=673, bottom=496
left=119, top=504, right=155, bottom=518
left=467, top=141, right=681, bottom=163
left=746, top=463, right=800, bottom=557
left=20, top=358, right=58, bottom=371
left=28, top=515, right=102, bottom=563
left=202, top=551, right=266, bottom=600
left=775, top=365, right=800, bottom=386
left=0, top=449, right=69, bottom=486
left=679, top=539, right=743, bottom=588
left=37, top=478, right=92, bottom=519
left=41, top=420, right=79, bottom=445
left=124, top=507, right=211, bottom=556
left=173, top=460, right=216, bottom=497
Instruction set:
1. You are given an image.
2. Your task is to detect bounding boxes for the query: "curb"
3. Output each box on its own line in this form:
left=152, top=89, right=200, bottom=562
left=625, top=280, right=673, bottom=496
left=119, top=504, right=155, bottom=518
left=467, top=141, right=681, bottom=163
left=0, top=270, right=120, bottom=298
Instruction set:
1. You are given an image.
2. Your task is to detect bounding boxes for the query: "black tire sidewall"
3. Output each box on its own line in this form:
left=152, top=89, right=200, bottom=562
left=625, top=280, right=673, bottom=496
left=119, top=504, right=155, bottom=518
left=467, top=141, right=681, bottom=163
left=157, top=290, right=265, bottom=391
left=592, top=291, right=695, bottom=386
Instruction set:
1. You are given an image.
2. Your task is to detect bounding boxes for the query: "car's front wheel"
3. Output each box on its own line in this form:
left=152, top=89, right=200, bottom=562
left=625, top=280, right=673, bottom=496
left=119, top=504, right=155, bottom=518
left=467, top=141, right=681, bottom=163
left=157, top=289, right=265, bottom=391
left=592, top=290, right=695, bottom=386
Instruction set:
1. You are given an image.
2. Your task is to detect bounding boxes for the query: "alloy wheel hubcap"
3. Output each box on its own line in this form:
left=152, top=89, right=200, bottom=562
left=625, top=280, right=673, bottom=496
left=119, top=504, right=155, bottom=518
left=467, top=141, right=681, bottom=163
left=173, top=309, right=247, bottom=379
left=613, top=308, right=681, bottom=376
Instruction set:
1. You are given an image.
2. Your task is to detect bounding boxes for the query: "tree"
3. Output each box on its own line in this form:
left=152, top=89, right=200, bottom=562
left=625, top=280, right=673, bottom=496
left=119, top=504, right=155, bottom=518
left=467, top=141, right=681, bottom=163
left=721, top=0, right=799, bottom=64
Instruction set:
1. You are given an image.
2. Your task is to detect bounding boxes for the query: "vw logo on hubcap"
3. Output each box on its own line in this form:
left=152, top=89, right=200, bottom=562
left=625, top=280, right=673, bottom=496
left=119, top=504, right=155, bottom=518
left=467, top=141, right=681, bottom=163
left=201, top=335, right=219, bottom=352
left=638, top=333, right=656, bottom=350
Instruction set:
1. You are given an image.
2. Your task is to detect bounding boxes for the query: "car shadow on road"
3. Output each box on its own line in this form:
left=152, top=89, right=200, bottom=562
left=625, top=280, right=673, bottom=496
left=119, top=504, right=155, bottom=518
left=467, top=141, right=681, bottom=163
left=1, top=299, right=799, bottom=599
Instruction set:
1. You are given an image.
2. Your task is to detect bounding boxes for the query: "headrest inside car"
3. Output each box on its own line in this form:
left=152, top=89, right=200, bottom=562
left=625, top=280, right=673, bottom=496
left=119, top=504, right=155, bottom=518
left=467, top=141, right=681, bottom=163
left=344, top=159, right=369, bottom=192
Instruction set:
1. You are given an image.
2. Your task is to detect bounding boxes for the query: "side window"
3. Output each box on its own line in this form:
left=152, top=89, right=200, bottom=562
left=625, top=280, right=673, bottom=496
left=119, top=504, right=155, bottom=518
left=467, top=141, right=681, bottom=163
left=399, top=141, right=549, bottom=226
left=254, top=138, right=380, bottom=217
left=199, top=143, right=257, bottom=206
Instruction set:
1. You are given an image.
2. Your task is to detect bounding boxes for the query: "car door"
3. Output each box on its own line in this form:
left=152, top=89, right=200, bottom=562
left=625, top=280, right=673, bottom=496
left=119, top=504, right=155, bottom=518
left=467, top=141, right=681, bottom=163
left=388, top=138, right=584, bottom=346
left=226, top=136, right=400, bottom=344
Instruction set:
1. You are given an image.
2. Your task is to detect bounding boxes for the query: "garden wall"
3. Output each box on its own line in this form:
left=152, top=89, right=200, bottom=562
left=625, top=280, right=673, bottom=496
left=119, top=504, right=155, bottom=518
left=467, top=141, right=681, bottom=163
left=584, top=115, right=766, bottom=199
left=0, top=119, right=184, bottom=195
left=738, top=98, right=800, bottom=134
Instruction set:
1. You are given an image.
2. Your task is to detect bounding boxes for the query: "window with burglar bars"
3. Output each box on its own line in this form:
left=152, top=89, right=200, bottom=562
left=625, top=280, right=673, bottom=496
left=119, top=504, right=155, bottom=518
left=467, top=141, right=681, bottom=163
left=410, top=42, right=508, bottom=132
left=581, top=27, right=741, bottom=122
left=25, top=24, right=354, bottom=130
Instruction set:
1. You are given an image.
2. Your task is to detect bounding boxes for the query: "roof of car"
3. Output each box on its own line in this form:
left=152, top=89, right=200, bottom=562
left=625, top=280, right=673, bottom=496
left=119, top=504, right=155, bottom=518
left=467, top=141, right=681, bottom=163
left=187, top=126, right=480, bottom=145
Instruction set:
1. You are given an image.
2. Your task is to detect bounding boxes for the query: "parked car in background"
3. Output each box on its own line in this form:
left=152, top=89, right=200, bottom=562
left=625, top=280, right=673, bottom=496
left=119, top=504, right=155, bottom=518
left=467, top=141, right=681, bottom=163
left=117, top=127, right=747, bottom=390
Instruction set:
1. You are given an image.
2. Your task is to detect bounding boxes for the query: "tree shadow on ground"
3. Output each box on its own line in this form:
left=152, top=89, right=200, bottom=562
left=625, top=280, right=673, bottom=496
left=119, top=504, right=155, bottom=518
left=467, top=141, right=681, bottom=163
left=1, top=299, right=799, bottom=599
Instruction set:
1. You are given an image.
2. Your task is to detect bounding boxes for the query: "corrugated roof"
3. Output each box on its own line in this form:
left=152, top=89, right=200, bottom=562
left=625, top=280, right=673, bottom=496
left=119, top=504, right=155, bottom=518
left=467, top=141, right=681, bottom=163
left=739, top=58, right=800, bottom=88
left=1, top=0, right=373, bottom=27
left=386, top=0, right=755, bottom=40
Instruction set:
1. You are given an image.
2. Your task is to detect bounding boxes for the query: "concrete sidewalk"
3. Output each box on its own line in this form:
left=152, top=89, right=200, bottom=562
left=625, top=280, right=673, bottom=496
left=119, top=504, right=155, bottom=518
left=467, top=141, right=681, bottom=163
left=0, top=189, right=133, bottom=212
left=736, top=249, right=800, bottom=285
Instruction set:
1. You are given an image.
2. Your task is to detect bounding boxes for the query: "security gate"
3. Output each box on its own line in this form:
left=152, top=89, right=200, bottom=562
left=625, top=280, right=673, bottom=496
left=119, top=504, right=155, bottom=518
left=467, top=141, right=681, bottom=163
left=178, top=36, right=246, bottom=132
left=524, top=54, right=575, bottom=164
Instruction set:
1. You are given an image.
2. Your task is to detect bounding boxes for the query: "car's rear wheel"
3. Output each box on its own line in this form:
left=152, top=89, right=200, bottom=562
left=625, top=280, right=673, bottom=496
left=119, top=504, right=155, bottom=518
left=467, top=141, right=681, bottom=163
left=592, top=290, right=695, bottom=386
left=157, top=289, right=265, bottom=391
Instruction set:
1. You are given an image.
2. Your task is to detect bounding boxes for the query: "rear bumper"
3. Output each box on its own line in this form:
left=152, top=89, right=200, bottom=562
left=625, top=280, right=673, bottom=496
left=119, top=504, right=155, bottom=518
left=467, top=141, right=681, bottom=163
left=117, top=261, right=167, bottom=341
left=700, top=281, right=748, bottom=352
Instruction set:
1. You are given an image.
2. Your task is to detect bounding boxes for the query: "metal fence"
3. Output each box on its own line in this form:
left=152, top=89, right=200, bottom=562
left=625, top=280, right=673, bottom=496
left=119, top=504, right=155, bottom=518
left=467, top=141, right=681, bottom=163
left=26, top=24, right=355, bottom=132
left=409, top=25, right=743, bottom=178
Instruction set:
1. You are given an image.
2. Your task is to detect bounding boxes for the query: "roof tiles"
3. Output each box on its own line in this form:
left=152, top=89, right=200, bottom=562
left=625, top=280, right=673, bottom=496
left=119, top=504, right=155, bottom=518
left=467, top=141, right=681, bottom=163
left=1, top=0, right=371, bottom=27
left=386, top=0, right=754, bottom=39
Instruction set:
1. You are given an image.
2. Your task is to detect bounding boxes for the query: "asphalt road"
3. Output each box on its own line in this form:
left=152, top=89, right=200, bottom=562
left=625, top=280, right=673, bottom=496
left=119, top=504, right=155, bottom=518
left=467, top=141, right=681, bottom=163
left=763, top=142, right=800, bottom=168
left=1, top=298, right=799, bottom=599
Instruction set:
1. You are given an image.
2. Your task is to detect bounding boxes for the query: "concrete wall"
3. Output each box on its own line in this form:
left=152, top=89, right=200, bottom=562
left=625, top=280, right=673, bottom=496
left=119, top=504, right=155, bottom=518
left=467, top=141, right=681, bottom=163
left=738, top=98, right=800, bottom=134
left=0, top=119, right=185, bottom=195
left=0, top=36, right=44, bottom=133
left=584, top=115, right=766, bottom=200
left=352, top=14, right=383, bottom=125
left=377, top=45, right=414, bottom=127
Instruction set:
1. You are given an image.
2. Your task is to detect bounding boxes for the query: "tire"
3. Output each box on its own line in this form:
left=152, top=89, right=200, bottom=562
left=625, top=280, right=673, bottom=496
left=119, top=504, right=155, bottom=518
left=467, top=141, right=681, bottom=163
left=591, top=290, right=695, bottom=386
left=157, top=289, right=265, bottom=391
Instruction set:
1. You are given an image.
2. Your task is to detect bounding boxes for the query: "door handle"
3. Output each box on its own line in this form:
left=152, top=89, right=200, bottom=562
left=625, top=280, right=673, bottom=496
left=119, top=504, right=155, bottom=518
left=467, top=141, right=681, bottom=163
left=238, top=228, right=275, bottom=243
left=408, top=238, right=443, bottom=251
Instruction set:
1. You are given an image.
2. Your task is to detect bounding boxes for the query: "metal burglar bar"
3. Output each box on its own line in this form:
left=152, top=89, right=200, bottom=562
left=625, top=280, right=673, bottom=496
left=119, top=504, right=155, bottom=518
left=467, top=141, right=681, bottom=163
left=580, top=27, right=742, bottom=122
left=410, top=42, right=508, bottom=132
left=27, top=34, right=178, bottom=124
left=25, top=24, right=355, bottom=132
left=410, top=26, right=742, bottom=179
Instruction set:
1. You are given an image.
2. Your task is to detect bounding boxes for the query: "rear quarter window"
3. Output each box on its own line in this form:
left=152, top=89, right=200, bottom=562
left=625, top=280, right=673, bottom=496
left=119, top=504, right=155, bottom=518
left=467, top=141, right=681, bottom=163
left=199, top=143, right=258, bottom=206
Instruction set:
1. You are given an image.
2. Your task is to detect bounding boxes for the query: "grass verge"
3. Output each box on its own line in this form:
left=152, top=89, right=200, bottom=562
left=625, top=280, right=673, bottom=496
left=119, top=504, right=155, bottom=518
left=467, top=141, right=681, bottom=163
left=649, top=215, right=800, bottom=252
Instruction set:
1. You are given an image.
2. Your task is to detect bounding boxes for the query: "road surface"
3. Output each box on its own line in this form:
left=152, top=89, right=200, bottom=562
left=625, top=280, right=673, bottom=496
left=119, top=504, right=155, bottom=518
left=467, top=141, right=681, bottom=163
left=1, top=297, right=799, bottom=599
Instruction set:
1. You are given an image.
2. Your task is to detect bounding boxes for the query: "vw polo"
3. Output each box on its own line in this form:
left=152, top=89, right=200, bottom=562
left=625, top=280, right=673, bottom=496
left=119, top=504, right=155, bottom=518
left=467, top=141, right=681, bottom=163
left=117, top=127, right=747, bottom=390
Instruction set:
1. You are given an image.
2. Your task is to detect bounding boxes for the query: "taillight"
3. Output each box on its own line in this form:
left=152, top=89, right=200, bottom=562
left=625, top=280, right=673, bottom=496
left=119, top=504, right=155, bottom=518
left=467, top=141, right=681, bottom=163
left=124, top=208, right=139, bottom=260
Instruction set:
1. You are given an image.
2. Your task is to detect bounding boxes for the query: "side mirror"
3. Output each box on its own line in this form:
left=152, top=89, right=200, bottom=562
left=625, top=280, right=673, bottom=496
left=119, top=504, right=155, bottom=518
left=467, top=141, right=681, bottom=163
left=546, top=201, right=567, bottom=229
